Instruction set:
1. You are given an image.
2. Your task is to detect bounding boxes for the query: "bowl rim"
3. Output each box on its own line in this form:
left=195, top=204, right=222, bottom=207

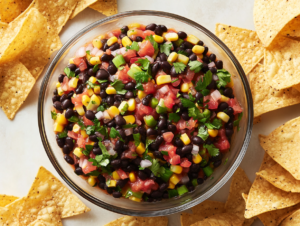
left=38, top=10, right=253, bottom=216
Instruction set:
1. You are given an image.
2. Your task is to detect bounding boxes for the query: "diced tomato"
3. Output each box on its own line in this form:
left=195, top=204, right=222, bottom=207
left=83, top=116, right=94, bottom=126
left=130, top=178, right=157, bottom=193
left=122, top=149, right=137, bottom=159
left=116, top=65, right=131, bottom=83
left=176, top=118, right=197, bottom=131
left=171, top=77, right=181, bottom=87
left=164, top=94, right=175, bottom=109
left=130, top=57, right=143, bottom=65
left=129, top=29, right=145, bottom=41
left=106, top=49, right=111, bottom=55
left=77, top=134, right=87, bottom=148
left=214, top=139, right=230, bottom=152
left=159, top=144, right=176, bottom=154
left=197, top=56, right=203, bottom=62
left=218, top=129, right=227, bottom=140
left=111, top=29, right=122, bottom=37
left=183, top=69, right=195, bottom=82
left=170, top=155, right=181, bottom=165
left=67, top=131, right=79, bottom=140
left=117, top=169, right=128, bottom=179
left=168, top=85, right=179, bottom=97
left=228, top=98, right=243, bottom=115
left=123, top=49, right=137, bottom=62
left=203, top=95, right=218, bottom=110
left=135, top=103, right=153, bottom=121
left=143, top=30, right=155, bottom=37
left=143, top=82, right=156, bottom=94
left=61, top=76, right=70, bottom=91
left=100, top=62, right=109, bottom=70
left=140, top=24, right=146, bottom=31
left=71, top=90, right=88, bottom=107
left=82, top=160, right=97, bottom=174
left=73, top=57, right=87, bottom=72
left=162, top=132, right=174, bottom=143
left=138, top=40, right=155, bottom=57
left=90, top=152, right=96, bottom=159
left=180, top=158, right=192, bottom=168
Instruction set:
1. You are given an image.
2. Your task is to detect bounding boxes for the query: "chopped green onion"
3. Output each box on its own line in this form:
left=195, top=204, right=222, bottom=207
left=168, top=189, right=179, bottom=198
left=177, top=185, right=188, bottom=196
left=203, top=166, right=214, bottom=177
left=112, top=55, right=126, bottom=68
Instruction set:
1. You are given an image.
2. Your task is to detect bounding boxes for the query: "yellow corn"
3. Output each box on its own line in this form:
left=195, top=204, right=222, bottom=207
left=137, top=90, right=146, bottom=100
left=180, top=83, right=189, bottom=93
left=82, top=95, right=90, bottom=106
left=68, top=77, right=79, bottom=88
left=165, top=33, right=178, bottom=42
left=98, top=34, right=106, bottom=40
left=226, top=78, right=234, bottom=88
left=167, top=52, right=178, bottom=62
left=107, top=106, right=120, bottom=118
left=87, top=176, right=97, bottom=186
left=217, top=112, right=230, bottom=123
left=127, top=98, right=136, bottom=111
left=56, top=114, right=67, bottom=125
left=106, top=87, right=117, bottom=95
left=180, top=133, right=191, bottom=145
left=56, top=82, right=61, bottom=88
left=57, top=87, right=64, bottom=96
left=73, top=124, right=80, bottom=133
left=186, top=34, right=200, bottom=45
left=94, top=86, right=100, bottom=94
left=53, top=122, right=64, bottom=133
left=136, top=143, right=145, bottom=155
left=177, top=54, right=189, bottom=65
left=193, top=153, right=202, bottom=164
left=220, top=95, right=230, bottom=102
left=128, top=23, right=140, bottom=29
left=112, top=171, right=121, bottom=180
left=192, top=45, right=205, bottom=54
left=127, top=29, right=137, bottom=36
left=121, top=36, right=132, bottom=47
left=153, top=35, right=164, bottom=43
left=197, top=54, right=203, bottom=59
left=123, top=115, right=135, bottom=124
left=162, top=32, right=168, bottom=40
left=156, top=75, right=172, bottom=85
left=76, top=106, right=85, bottom=116
left=90, top=94, right=101, bottom=106
left=87, top=88, right=94, bottom=96
left=69, top=58, right=75, bottom=64
left=81, top=130, right=88, bottom=138
left=208, top=129, right=218, bottom=137
left=90, top=56, right=101, bottom=65
left=89, top=76, right=97, bottom=84
left=92, top=39, right=102, bottom=49
left=73, top=147, right=83, bottom=158
left=168, top=182, right=175, bottom=189
left=170, top=165, right=183, bottom=174
left=129, top=172, right=136, bottom=182
left=148, top=152, right=154, bottom=159
left=107, top=36, right=118, bottom=46
left=170, top=174, right=180, bottom=185
left=107, top=180, right=117, bottom=187
left=129, top=196, right=142, bottom=202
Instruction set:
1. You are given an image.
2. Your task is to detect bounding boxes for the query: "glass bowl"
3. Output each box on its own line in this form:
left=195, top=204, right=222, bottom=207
left=38, top=10, right=253, bottom=216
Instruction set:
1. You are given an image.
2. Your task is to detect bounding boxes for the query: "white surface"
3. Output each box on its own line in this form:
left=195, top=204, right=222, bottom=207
left=0, top=0, right=298, bottom=225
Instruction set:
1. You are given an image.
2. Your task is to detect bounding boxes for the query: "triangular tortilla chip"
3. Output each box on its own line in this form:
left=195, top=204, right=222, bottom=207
left=280, top=16, right=300, bottom=38
left=215, top=23, right=264, bottom=75
left=191, top=213, right=243, bottom=226
left=104, top=216, right=168, bottom=226
left=180, top=212, right=205, bottom=226
left=0, top=0, right=31, bottom=23
left=89, top=0, right=118, bottom=16
left=260, top=116, right=300, bottom=180
left=0, top=198, right=24, bottom=225
left=192, top=200, right=225, bottom=216
left=281, top=209, right=300, bottom=226
left=70, top=0, right=98, bottom=19
left=253, top=116, right=261, bottom=125
left=0, top=195, right=19, bottom=207
left=253, top=0, right=300, bottom=47
left=250, top=62, right=300, bottom=118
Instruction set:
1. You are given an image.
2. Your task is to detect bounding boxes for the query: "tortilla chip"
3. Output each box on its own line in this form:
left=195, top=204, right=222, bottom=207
left=0, top=0, right=31, bottom=23
left=0, top=195, right=19, bottom=207
left=191, top=213, right=243, bottom=226
left=280, top=16, right=300, bottom=38
left=264, top=37, right=300, bottom=90
left=253, top=117, right=261, bottom=125
left=281, top=209, right=300, bottom=226
left=70, top=0, right=98, bottom=19
left=23, top=166, right=90, bottom=220
left=257, top=162, right=300, bottom=193
left=225, top=167, right=253, bottom=225
left=249, top=62, right=300, bottom=118
left=215, top=23, right=264, bottom=75
left=180, top=213, right=205, bottom=226
left=0, top=198, right=24, bottom=225
left=104, top=216, right=168, bottom=226
left=192, top=200, right=225, bottom=216
left=253, top=0, right=300, bottom=47
left=260, top=116, right=300, bottom=180
left=89, top=0, right=118, bottom=16
left=0, top=61, right=36, bottom=120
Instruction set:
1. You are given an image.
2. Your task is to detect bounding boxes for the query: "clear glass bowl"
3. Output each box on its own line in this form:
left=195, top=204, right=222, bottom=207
left=38, top=10, right=253, bottom=216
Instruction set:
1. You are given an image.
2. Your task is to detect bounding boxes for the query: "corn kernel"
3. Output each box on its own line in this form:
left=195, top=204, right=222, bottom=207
left=107, top=180, right=117, bottom=187
left=123, top=115, right=135, bottom=124
left=148, top=152, right=154, bottom=159
left=170, top=174, right=180, bottom=185
left=73, top=124, right=80, bottom=133
left=92, top=39, right=102, bottom=49
left=156, top=75, right=172, bottom=85
left=57, top=87, right=64, bottom=96
left=98, top=34, right=106, bottom=40
left=186, top=34, right=200, bottom=45
left=56, top=82, right=61, bottom=88
left=56, top=114, right=67, bottom=125
left=136, top=143, right=145, bottom=155
left=94, top=86, right=100, bottom=94
left=90, top=94, right=101, bottom=106
left=217, top=112, right=230, bottom=123
left=129, top=172, right=136, bottom=182
left=208, top=129, right=218, bottom=137
left=107, top=106, right=120, bottom=118
left=165, top=33, right=178, bottom=42
left=180, top=133, right=191, bottom=145
left=193, top=153, right=202, bottom=164
left=177, top=54, right=189, bottom=65
left=137, top=90, right=146, bottom=100
left=220, top=95, right=230, bottom=102
left=121, top=36, right=132, bottom=47
left=87, top=88, right=94, bottom=96
left=81, top=130, right=88, bottom=138
left=112, top=171, right=121, bottom=180
left=168, top=52, right=178, bottom=62
left=226, top=78, right=234, bottom=88
left=54, top=122, right=64, bottom=132
left=69, top=58, right=75, bottom=64
left=89, top=76, right=97, bottom=84
left=181, top=83, right=189, bottom=93
left=90, top=56, right=101, bottom=65
left=170, top=165, right=183, bottom=174
left=192, top=45, right=205, bottom=54
left=128, top=23, right=140, bottom=29
left=82, top=95, right=90, bottom=106
left=168, top=182, right=175, bottom=189
left=153, top=35, right=164, bottom=43
left=197, top=54, right=203, bottom=59
left=129, top=196, right=142, bottom=202
left=127, top=98, right=136, bottom=111
left=127, top=29, right=137, bottom=36
left=87, top=176, right=97, bottom=186
left=68, top=77, right=79, bottom=88
left=107, top=36, right=118, bottom=46
left=106, top=86, right=117, bottom=95
left=162, top=32, right=168, bottom=40
left=73, top=147, right=83, bottom=158
left=76, top=106, right=85, bottom=116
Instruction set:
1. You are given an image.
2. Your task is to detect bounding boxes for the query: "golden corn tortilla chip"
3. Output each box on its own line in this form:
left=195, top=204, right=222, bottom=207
left=24, top=166, right=90, bottom=219
left=280, top=16, right=300, bottom=38
left=225, top=167, right=253, bottom=225
left=104, top=216, right=168, bottom=226
left=260, top=116, right=300, bottom=180
left=264, top=37, right=300, bottom=90
left=190, top=213, right=243, bottom=226
left=249, top=63, right=300, bottom=118
left=215, top=23, right=264, bottom=75
left=253, top=116, right=261, bottom=125
left=0, top=198, right=24, bottom=225
left=70, top=0, right=98, bottom=19
left=0, top=0, right=31, bottom=23
left=0, top=195, right=19, bottom=207
left=253, top=0, right=300, bottom=47
left=257, top=163, right=300, bottom=193
left=180, top=213, right=205, bottom=226
left=0, top=61, right=36, bottom=120
left=192, top=200, right=225, bottom=216
left=281, top=209, right=300, bottom=226
left=90, top=0, right=118, bottom=16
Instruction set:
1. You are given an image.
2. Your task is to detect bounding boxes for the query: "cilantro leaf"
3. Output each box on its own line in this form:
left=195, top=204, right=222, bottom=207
left=205, top=118, right=223, bottom=129
left=98, top=141, right=110, bottom=157
left=86, top=50, right=90, bottom=55
left=195, top=70, right=212, bottom=91
left=204, top=144, right=220, bottom=157
left=134, top=71, right=151, bottom=83
left=234, top=112, right=243, bottom=131
left=178, top=50, right=188, bottom=56
left=201, top=89, right=210, bottom=96
left=168, top=113, right=181, bottom=123
left=188, top=93, right=195, bottom=101
left=188, top=61, right=203, bottom=73
left=171, top=78, right=179, bottom=83
left=85, top=170, right=100, bottom=176
left=58, top=130, right=68, bottom=138
left=93, top=64, right=99, bottom=73
left=216, top=69, right=231, bottom=89
left=180, top=98, right=196, bottom=108
left=86, top=125, right=95, bottom=135
left=126, top=41, right=139, bottom=51
left=83, top=145, right=93, bottom=156
left=133, top=133, right=141, bottom=147
left=160, top=43, right=173, bottom=56
left=110, top=127, right=124, bottom=141
left=97, top=79, right=108, bottom=83
left=51, top=111, right=57, bottom=120
left=136, top=58, right=150, bottom=70
left=64, top=67, right=75, bottom=78
left=161, top=151, right=169, bottom=156
left=96, top=126, right=108, bottom=138
left=197, top=127, right=209, bottom=141
left=111, top=79, right=125, bottom=91
left=123, top=124, right=138, bottom=129
left=135, top=83, right=144, bottom=90
left=145, top=35, right=158, bottom=51
left=173, top=62, right=186, bottom=74
left=97, top=103, right=108, bottom=112
left=116, top=89, right=127, bottom=95
left=149, top=159, right=160, bottom=176
left=68, top=116, right=79, bottom=122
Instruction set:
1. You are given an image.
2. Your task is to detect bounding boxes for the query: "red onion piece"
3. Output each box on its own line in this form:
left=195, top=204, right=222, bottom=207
left=145, top=55, right=154, bottom=63
left=124, top=128, right=133, bottom=136
left=208, top=61, right=216, bottom=68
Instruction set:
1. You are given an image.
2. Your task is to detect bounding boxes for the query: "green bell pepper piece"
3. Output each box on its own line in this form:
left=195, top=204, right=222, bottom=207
left=144, top=115, right=157, bottom=127
left=177, top=185, right=188, bottom=196
left=203, top=166, right=214, bottom=177
left=112, top=55, right=126, bottom=68
left=150, top=97, right=158, bottom=109
left=168, top=189, right=179, bottom=198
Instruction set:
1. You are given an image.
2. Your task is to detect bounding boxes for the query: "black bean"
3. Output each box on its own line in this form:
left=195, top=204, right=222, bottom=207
left=151, top=191, right=163, bottom=199
left=66, top=123, right=73, bottom=131
left=185, top=49, right=193, bottom=56
left=218, top=102, right=229, bottom=112
left=195, top=92, right=203, bottom=102
left=190, top=163, right=200, bottom=173
left=75, top=68, right=81, bottom=75
left=65, top=137, right=74, bottom=148
left=168, top=124, right=176, bottom=134
left=206, top=80, right=216, bottom=89
left=85, top=110, right=95, bottom=120
left=154, top=26, right=163, bottom=36
left=101, top=38, right=108, bottom=45
left=115, top=115, right=126, bottom=126
left=133, top=157, right=142, bottom=166
left=136, top=36, right=143, bottom=42
left=176, top=147, right=183, bottom=157
left=52, top=95, right=60, bottom=103
left=125, top=91, right=134, bottom=99
left=75, top=84, right=84, bottom=94
left=161, top=61, right=171, bottom=73
left=203, top=46, right=209, bottom=55
left=119, top=33, right=126, bottom=40
left=93, top=142, right=99, bottom=148
left=89, top=134, right=98, bottom=142
left=138, top=171, right=148, bottom=180
left=226, top=107, right=234, bottom=116
left=121, top=25, right=129, bottom=34
left=177, top=31, right=187, bottom=39
left=67, top=64, right=76, bottom=71
left=214, top=160, right=222, bottom=168
left=63, top=145, right=71, bottom=154
left=99, top=182, right=105, bottom=189
left=157, top=118, right=167, bottom=130
left=182, top=41, right=193, bottom=49
left=191, top=136, right=203, bottom=145
left=67, top=91, right=74, bottom=99
left=106, top=186, right=114, bottom=194
left=163, top=191, right=169, bottom=199
left=205, top=138, right=213, bottom=145
left=53, top=101, right=62, bottom=110
left=106, top=96, right=114, bottom=106
left=151, top=61, right=160, bottom=76
left=126, top=164, right=138, bottom=172
left=81, top=71, right=89, bottom=84
left=114, top=100, right=121, bottom=107
left=216, top=60, right=223, bottom=69
left=123, top=82, right=134, bottom=90
left=108, top=64, right=118, bottom=75
left=188, top=172, right=198, bottom=179
left=142, top=96, right=151, bottom=106
left=64, top=108, right=74, bottom=119
left=209, top=67, right=217, bottom=74
left=201, top=63, right=209, bottom=73
left=159, top=53, right=168, bottom=62
left=58, top=74, right=65, bottom=83
left=174, top=137, right=184, bottom=147
left=187, top=185, right=195, bottom=192
left=93, top=147, right=102, bottom=155
left=146, top=23, right=157, bottom=31
left=111, top=159, right=121, bottom=169
left=107, top=119, right=116, bottom=127
left=182, top=111, right=190, bottom=121
left=197, top=178, right=204, bottom=185
left=182, top=144, right=193, bottom=155
left=189, top=54, right=197, bottom=61
left=159, top=183, right=168, bottom=192
left=114, top=140, right=124, bottom=151
left=109, top=42, right=120, bottom=51
left=158, top=25, right=167, bottom=32
left=53, top=89, right=58, bottom=95
left=64, top=154, right=74, bottom=164
left=61, top=99, right=71, bottom=110
left=116, top=179, right=128, bottom=188
left=103, top=43, right=109, bottom=51
left=75, top=167, right=84, bottom=175
left=224, top=87, right=233, bottom=97
left=226, top=128, right=234, bottom=137
left=146, top=128, right=157, bottom=137
left=150, top=136, right=163, bottom=150
left=197, top=40, right=204, bottom=46
left=117, top=129, right=126, bottom=140
left=112, top=191, right=122, bottom=198
left=60, top=94, right=67, bottom=102
left=99, top=82, right=109, bottom=90
left=170, top=66, right=180, bottom=77
left=101, top=53, right=113, bottom=62
left=99, top=90, right=107, bottom=99
left=96, top=69, right=109, bottom=80
left=226, top=122, right=233, bottom=129
left=186, top=154, right=193, bottom=162
left=209, top=54, right=216, bottom=62
left=121, top=159, right=129, bottom=168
